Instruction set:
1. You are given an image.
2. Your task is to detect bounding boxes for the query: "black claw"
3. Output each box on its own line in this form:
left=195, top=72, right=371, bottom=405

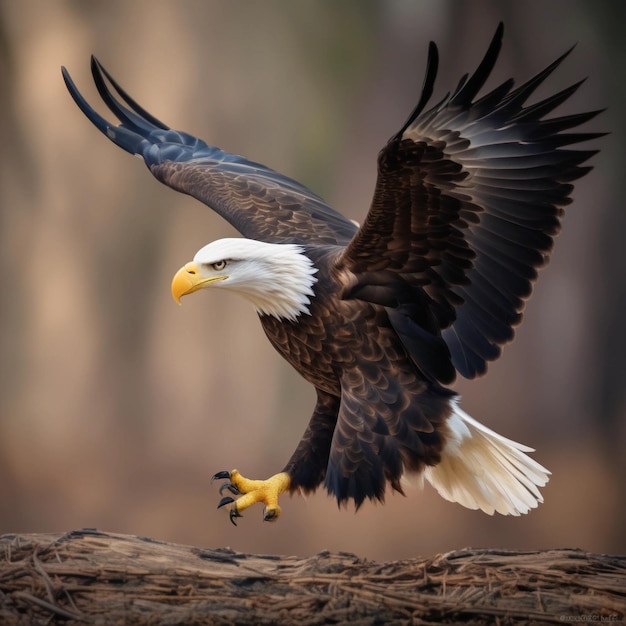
left=263, top=508, right=278, bottom=523
left=211, top=470, right=231, bottom=482
left=219, top=482, right=240, bottom=496
left=229, top=509, right=243, bottom=526
left=216, top=495, right=243, bottom=526
left=217, top=496, right=235, bottom=509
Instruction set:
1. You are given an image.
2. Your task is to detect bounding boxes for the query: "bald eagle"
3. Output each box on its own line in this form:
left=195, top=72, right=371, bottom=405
left=62, top=23, right=601, bottom=524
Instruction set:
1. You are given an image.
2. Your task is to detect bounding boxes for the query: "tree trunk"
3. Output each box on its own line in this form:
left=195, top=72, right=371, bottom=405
left=1, top=529, right=624, bottom=624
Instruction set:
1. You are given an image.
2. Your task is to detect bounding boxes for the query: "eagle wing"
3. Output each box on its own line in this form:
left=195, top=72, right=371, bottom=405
left=61, top=58, right=358, bottom=247
left=338, top=23, right=603, bottom=380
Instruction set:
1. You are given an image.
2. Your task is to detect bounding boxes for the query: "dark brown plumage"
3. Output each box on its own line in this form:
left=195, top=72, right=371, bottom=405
left=61, top=23, right=601, bottom=519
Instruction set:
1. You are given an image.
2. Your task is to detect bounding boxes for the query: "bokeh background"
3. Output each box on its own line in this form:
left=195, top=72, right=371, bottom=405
left=1, top=0, right=624, bottom=561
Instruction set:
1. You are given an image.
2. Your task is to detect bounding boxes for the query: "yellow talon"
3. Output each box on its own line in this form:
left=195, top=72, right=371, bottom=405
left=214, top=470, right=291, bottom=524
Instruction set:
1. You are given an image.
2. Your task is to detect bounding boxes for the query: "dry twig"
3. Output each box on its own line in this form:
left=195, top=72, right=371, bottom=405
left=0, top=529, right=624, bottom=624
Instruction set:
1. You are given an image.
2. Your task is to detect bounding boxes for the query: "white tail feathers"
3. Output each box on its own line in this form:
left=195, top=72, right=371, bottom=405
left=423, top=401, right=550, bottom=516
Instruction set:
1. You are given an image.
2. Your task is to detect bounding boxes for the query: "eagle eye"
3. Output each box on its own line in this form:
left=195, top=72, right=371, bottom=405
left=212, top=260, right=227, bottom=271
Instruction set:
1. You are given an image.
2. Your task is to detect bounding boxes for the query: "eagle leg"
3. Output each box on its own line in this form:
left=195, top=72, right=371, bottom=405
left=211, top=469, right=291, bottom=524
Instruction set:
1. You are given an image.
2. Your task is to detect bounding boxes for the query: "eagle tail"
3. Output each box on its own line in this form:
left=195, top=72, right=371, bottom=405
left=422, top=400, right=550, bottom=515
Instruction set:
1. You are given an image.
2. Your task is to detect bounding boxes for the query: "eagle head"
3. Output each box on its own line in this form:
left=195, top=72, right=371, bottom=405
left=171, top=238, right=318, bottom=321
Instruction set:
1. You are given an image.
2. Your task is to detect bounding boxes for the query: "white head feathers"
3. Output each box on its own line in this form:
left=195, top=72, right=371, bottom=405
left=192, top=238, right=318, bottom=321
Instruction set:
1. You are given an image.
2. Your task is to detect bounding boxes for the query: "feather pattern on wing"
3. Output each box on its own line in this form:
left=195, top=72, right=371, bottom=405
left=61, top=58, right=358, bottom=247
left=338, top=23, right=603, bottom=379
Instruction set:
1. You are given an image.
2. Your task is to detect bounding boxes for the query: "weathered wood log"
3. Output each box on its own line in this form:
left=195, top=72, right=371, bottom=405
left=0, top=529, right=625, bottom=624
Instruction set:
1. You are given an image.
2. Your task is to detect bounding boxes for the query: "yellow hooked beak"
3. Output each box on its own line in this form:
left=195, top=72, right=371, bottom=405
left=171, top=262, right=227, bottom=304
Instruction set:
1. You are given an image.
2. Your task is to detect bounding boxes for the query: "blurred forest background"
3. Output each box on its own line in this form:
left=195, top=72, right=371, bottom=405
left=0, top=0, right=624, bottom=561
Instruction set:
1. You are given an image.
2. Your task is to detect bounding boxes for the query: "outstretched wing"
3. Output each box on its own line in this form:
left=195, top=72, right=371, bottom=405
left=61, top=58, right=358, bottom=246
left=338, top=23, right=603, bottom=380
